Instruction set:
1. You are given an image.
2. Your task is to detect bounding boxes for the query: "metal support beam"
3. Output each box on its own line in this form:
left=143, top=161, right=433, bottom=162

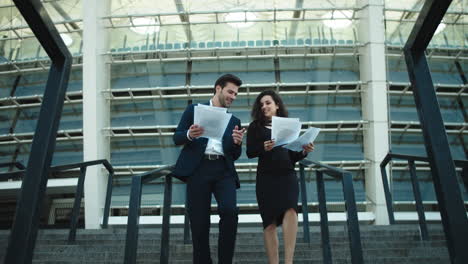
left=173, top=0, right=192, bottom=42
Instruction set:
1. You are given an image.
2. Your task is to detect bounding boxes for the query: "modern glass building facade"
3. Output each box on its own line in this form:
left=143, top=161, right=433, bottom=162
left=0, top=0, right=466, bottom=228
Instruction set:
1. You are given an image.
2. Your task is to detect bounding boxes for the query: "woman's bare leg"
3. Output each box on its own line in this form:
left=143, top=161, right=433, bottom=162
left=282, top=208, right=298, bottom=264
left=263, top=223, right=279, bottom=264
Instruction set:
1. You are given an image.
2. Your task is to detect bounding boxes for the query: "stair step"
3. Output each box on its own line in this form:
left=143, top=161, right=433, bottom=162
left=0, top=224, right=451, bottom=263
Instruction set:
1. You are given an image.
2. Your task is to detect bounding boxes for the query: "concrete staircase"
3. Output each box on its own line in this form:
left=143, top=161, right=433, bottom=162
left=0, top=224, right=450, bottom=263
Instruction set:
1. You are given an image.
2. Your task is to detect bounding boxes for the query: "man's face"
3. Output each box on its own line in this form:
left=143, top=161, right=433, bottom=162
left=215, top=82, right=239, bottom=108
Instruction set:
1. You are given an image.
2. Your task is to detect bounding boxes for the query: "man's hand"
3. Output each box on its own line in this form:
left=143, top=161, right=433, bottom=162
left=232, top=125, right=245, bottom=145
left=188, top=124, right=204, bottom=139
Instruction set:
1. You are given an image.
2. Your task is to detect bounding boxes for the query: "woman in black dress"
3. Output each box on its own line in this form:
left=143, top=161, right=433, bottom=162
left=246, top=90, right=315, bottom=264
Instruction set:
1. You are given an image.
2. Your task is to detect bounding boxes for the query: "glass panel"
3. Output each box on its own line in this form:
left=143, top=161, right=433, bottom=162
left=111, top=62, right=186, bottom=88
left=0, top=145, right=16, bottom=167
left=111, top=136, right=180, bottom=166
left=387, top=57, right=463, bottom=84
left=111, top=98, right=188, bottom=127
left=280, top=57, right=359, bottom=83
left=107, top=0, right=360, bottom=49
left=0, top=75, right=17, bottom=97
left=191, top=59, right=275, bottom=85
left=392, top=170, right=468, bottom=202
left=12, top=103, right=81, bottom=134
left=389, top=95, right=465, bottom=122
left=391, top=132, right=466, bottom=160
left=0, top=109, right=13, bottom=135
left=385, top=0, right=467, bottom=48
left=10, top=70, right=82, bottom=97
left=52, top=141, right=83, bottom=166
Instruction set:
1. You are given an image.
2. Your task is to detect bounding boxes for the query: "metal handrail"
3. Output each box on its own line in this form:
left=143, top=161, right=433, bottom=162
left=380, top=152, right=468, bottom=241
left=299, top=159, right=364, bottom=264
left=0, top=161, right=26, bottom=170
left=403, top=1, right=468, bottom=263
left=4, top=1, right=73, bottom=263
left=124, top=164, right=175, bottom=264
left=0, top=159, right=114, bottom=243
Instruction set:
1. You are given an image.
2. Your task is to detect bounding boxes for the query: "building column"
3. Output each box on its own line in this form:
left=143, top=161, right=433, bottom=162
left=357, top=0, right=390, bottom=225
left=82, top=0, right=110, bottom=229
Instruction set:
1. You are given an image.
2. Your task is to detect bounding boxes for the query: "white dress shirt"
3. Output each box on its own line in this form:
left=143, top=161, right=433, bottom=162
left=187, top=100, right=225, bottom=155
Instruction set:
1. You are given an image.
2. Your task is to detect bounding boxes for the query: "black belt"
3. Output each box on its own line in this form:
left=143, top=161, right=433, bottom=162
left=204, top=154, right=224, bottom=160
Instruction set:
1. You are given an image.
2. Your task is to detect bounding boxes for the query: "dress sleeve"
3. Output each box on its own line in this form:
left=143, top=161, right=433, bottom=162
left=246, top=122, right=265, bottom=159
left=289, top=149, right=307, bottom=163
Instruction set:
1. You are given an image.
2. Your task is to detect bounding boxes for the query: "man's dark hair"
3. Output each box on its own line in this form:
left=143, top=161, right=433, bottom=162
left=251, top=90, right=288, bottom=125
left=214, top=74, right=242, bottom=94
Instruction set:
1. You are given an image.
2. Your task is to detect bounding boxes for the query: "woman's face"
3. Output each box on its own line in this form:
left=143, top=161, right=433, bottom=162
left=260, top=95, right=279, bottom=119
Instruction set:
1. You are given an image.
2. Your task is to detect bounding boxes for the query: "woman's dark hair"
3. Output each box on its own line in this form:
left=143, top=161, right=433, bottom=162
left=214, top=74, right=242, bottom=94
left=251, top=90, right=288, bottom=125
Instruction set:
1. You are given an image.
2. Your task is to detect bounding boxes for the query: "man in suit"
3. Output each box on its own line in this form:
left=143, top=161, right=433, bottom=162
left=173, top=74, right=245, bottom=264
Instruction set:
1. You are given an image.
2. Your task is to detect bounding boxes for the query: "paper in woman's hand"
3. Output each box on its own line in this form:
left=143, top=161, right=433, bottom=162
left=194, top=105, right=232, bottom=141
left=271, top=116, right=301, bottom=146
left=283, top=127, right=321, bottom=152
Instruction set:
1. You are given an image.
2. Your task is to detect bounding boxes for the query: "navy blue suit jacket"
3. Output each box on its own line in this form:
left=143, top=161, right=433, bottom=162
left=173, top=103, right=242, bottom=188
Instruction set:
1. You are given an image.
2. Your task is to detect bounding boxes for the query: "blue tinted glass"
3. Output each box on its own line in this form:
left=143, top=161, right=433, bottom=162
left=52, top=141, right=83, bottom=166
left=111, top=98, right=192, bottom=127
left=111, top=137, right=180, bottom=166
left=387, top=58, right=463, bottom=84
left=280, top=57, right=359, bottom=83
left=111, top=62, right=187, bottom=89
left=0, top=109, right=13, bottom=134
left=391, top=133, right=466, bottom=160
left=389, top=95, right=464, bottom=122
left=0, top=145, right=17, bottom=167
left=0, top=139, right=81, bottom=167
left=0, top=75, right=18, bottom=98
left=191, top=59, right=275, bottom=85
left=14, top=70, right=82, bottom=96
left=14, top=104, right=82, bottom=133
left=392, top=170, right=468, bottom=202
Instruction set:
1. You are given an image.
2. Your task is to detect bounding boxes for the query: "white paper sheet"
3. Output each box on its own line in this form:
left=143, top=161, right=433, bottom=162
left=271, top=116, right=301, bottom=146
left=283, top=127, right=321, bottom=152
left=196, top=103, right=227, bottom=113
left=194, top=105, right=232, bottom=141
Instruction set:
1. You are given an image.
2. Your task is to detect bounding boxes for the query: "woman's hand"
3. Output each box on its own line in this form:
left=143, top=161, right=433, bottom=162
left=264, top=139, right=275, bottom=151
left=302, top=142, right=315, bottom=155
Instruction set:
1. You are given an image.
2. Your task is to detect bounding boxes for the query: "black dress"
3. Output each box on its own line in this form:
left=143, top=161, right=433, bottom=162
left=246, top=120, right=307, bottom=229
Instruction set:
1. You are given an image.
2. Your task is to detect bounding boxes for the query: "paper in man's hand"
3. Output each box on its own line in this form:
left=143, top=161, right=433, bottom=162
left=194, top=105, right=232, bottom=141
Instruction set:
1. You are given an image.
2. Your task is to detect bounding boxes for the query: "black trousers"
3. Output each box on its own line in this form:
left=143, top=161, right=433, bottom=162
left=186, top=158, right=238, bottom=264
